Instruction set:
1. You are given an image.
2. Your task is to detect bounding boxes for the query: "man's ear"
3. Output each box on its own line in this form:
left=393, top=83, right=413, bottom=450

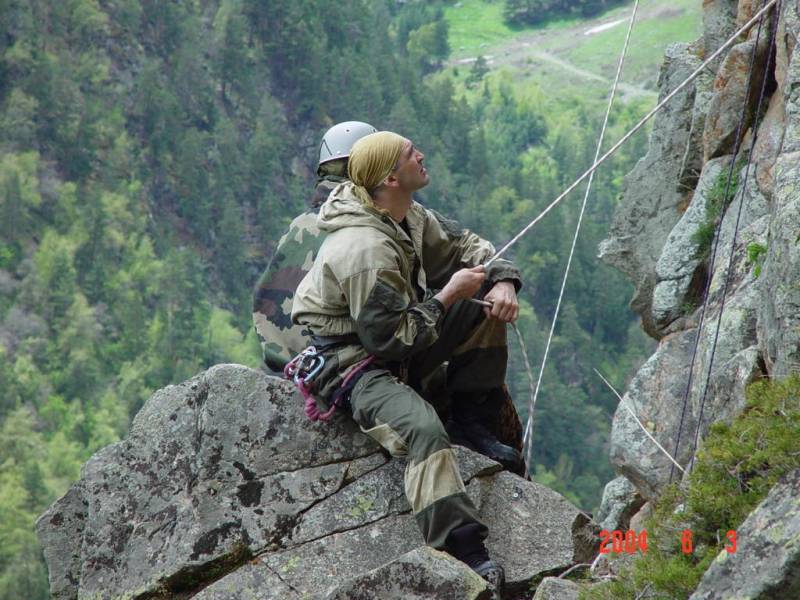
left=382, top=174, right=400, bottom=189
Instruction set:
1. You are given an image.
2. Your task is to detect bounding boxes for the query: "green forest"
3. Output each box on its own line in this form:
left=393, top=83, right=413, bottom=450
left=0, top=0, right=679, bottom=595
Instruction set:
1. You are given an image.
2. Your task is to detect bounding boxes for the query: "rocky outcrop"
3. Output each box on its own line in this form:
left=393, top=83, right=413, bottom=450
left=650, top=156, right=731, bottom=329
left=601, top=0, right=797, bottom=497
left=689, top=468, right=800, bottom=599
left=37, top=364, right=599, bottom=599
left=609, top=328, right=696, bottom=500
left=703, top=34, right=771, bottom=161
left=759, top=150, right=800, bottom=377
left=599, top=0, right=800, bottom=593
left=598, top=43, right=705, bottom=338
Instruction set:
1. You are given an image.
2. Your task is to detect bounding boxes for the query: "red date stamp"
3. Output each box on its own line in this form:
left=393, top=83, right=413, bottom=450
left=599, top=529, right=738, bottom=554
left=599, top=529, right=648, bottom=554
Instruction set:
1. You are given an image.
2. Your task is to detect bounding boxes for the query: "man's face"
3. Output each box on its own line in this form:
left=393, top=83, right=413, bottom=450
left=391, top=139, right=429, bottom=192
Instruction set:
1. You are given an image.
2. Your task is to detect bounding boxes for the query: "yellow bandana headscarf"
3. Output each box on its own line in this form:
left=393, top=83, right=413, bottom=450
left=347, top=131, right=406, bottom=207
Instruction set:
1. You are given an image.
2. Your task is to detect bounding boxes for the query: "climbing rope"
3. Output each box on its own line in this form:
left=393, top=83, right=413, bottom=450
left=520, top=0, right=641, bottom=472
left=669, top=0, right=777, bottom=481
left=594, top=369, right=685, bottom=473
left=485, top=0, right=778, bottom=269
left=686, top=0, right=780, bottom=474
left=511, top=322, right=537, bottom=470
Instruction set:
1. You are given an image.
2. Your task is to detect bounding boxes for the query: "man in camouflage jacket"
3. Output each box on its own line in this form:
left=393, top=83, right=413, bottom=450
left=252, top=121, right=376, bottom=371
left=292, top=131, right=523, bottom=591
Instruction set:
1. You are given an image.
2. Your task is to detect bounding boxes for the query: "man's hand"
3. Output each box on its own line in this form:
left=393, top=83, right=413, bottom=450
left=435, top=265, right=486, bottom=309
left=483, top=280, right=518, bottom=323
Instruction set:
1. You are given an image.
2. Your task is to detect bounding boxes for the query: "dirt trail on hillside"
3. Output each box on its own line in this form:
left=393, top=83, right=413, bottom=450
left=449, top=3, right=688, bottom=100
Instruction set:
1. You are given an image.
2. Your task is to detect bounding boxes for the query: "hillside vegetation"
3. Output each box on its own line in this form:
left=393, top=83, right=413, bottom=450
left=0, top=1, right=698, bottom=595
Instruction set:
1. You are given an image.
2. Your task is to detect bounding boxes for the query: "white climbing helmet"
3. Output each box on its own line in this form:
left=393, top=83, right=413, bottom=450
left=318, top=121, right=378, bottom=167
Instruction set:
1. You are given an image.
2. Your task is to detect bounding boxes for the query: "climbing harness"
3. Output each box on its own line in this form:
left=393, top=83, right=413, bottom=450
left=520, top=0, right=641, bottom=474
left=284, top=347, right=375, bottom=421
left=671, top=0, right=780, bottom=480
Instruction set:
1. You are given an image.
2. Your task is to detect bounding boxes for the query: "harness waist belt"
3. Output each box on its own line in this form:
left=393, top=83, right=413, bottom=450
left=310, top=333, right=361, bottom=349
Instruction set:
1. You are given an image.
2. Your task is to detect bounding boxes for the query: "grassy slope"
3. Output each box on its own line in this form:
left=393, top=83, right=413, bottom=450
left=445, top=0, right=580, bottom=58
left=444, top=0, right=703, bottom=100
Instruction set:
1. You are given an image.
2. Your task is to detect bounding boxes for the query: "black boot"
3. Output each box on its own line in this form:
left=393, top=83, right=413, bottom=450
left=446, top=418, right=524, bottom=475
left=446, top=523, right=505, bottom=597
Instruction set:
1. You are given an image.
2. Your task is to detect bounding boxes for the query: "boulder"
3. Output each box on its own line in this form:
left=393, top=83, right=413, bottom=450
left=290, top=445, right=500, bottom=546
left=609, top=329, right=696, bottom=500
left=532, top=576, right=581, bottom=600
left=323, top=547, right=492, bottom=600
left=36, top=365, right=380, bottom=598
left=260, top=514, right=424, bottom=598
left=467, top=471, right=600, bottom=591
left=595, top=476, right=644, bottom=532
left=689, top=468, right=800, bottom=599
left=37, top=365, right=598, bottom=599
left=192, top=560, right=301, bottom=600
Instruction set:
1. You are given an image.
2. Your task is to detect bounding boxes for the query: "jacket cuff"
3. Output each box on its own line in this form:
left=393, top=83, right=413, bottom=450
left=486, top=259, right=523, bottom=292
left=420, top=297, right=446, bottom=329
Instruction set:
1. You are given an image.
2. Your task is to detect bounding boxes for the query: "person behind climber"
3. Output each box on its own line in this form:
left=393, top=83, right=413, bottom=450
left=291, top=130, right=526, bottom=592
left=252, top=120, right=377, bottom=372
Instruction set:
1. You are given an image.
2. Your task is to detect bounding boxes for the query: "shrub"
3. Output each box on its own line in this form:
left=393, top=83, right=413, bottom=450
left=691, top=167, right=740, bottom=261
left=582, top=375, right=800, bottom=600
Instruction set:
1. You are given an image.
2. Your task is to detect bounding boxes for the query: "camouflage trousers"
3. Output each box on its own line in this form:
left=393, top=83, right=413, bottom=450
left=347, top=293, right=522, bottom=549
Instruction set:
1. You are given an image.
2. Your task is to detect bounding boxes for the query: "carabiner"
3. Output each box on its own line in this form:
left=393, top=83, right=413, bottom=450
left=295, top=354, right=325, bottom=384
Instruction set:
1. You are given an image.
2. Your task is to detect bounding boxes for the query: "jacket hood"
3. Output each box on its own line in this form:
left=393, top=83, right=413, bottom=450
left=317, top=181, right=397, bottom=236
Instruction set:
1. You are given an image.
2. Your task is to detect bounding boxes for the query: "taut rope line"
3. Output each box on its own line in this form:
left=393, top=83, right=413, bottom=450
left=485, top=0, right=778, bottom=268
left=521, top=0, right=641, bottom=470
left=595, top=369, right=685, bottom=473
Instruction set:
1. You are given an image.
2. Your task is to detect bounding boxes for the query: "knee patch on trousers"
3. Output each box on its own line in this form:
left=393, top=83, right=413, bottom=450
left=404, top=447, right=466, bottom=514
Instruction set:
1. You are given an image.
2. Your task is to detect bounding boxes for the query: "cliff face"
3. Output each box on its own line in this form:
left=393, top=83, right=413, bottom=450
left=599, top=0, right=799, bottom=506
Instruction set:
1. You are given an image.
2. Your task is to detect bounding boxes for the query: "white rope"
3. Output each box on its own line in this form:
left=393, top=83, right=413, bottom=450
left=486, top=0, right=778, bottom=268
left=511, top=323, right=537, bottom=472
left=522, top=0, right=640, bottom=468
left=594, top=369, right=685, bottom=473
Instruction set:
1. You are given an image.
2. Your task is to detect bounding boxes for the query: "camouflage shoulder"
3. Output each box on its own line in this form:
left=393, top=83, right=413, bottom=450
left=312, top=177, right=346, bottom=208
left=253, top=309, right=308, bottom=371
left=252, top=210, right=327, bottom=368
